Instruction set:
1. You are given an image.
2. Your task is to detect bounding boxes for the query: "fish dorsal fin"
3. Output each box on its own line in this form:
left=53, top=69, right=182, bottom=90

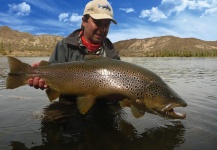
left=131, top=105, right=145, bottom=118
left=84, top=55, right=108, bottom=61
left=46, top=88, right=61, bottom=101
left=77, top=95, right=96, bottom=114
left=39, top=60, right=51, bottom=66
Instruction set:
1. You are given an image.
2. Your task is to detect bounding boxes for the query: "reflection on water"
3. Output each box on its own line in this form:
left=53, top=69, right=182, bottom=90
left=1, top=56, right=217, bottom=150
left=9, top=101, right=186, bottom=150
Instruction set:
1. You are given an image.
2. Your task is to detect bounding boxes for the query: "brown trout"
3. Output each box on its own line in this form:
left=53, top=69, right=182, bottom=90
left=6, top=56, right=187, bottom=119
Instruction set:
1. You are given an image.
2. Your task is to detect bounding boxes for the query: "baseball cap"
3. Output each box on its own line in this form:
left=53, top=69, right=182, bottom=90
left=83, top=0, right=117, bottom=24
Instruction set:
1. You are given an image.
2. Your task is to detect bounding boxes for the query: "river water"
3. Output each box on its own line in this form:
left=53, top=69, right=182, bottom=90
left=0, top=57, right=217, bottom=150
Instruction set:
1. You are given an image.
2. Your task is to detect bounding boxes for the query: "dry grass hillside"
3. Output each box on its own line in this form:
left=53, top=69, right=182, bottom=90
left=0, top=26, right=63, bottom=56
left=0, top=26, right=217, bottom=57
left=114, top=36, right=217, bottom=57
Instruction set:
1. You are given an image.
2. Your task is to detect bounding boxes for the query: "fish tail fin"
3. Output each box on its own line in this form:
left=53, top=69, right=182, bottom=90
left=6, top=56, right=31, bottom=89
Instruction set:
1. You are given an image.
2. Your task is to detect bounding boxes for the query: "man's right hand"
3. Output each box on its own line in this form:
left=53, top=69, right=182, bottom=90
left=28, top=77, right=48, bottom=90
left=28, top=62, right=49, bottom=90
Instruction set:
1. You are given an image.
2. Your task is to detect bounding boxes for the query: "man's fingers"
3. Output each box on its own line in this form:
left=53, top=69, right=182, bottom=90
left=39, top=79, right=48, bottom=90
left=28, top=77, right=48, bottom=90
left=33, top=77, right=40, bottom=89
left=33, top=77, right=40, bottom=85
left=39, top=79, right=45, bottom=88
left=28, top=78, right=34, bottom=86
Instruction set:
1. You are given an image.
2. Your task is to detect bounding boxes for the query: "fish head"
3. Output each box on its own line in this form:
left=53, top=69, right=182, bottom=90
left=143, top=81, right=187, bottom=119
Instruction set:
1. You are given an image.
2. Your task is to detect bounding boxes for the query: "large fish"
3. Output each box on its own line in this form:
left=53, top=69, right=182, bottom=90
left=6, top=56, right=187, bottom=119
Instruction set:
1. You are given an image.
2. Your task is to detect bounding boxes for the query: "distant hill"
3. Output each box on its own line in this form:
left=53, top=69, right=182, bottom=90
left=114, top=36, right=217, bottom=57
left=0, top=26, right=217, bottom=57
left=0, top=26, right=63, bottom=56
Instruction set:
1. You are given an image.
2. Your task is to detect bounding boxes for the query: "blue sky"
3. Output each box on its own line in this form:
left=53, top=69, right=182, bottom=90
left=0, top=0, right=217, bottom=42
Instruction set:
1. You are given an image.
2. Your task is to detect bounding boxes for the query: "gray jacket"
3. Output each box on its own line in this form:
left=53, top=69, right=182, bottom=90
left=49, top=29, right=120, bottom=63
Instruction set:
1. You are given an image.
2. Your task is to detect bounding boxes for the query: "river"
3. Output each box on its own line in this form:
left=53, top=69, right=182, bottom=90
left=0, top=56, right=217, bottom=150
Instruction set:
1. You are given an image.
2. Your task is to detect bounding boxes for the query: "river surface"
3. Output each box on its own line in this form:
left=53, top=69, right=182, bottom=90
left=0, top=57, right=217, bottom=150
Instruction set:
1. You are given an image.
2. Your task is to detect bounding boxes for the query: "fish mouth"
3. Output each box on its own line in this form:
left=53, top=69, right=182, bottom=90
left=160, top=103, right=187, bottom=119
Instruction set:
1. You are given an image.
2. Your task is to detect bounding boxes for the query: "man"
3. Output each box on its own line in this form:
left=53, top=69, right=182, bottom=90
left=28, top=0, right=120, bottom=101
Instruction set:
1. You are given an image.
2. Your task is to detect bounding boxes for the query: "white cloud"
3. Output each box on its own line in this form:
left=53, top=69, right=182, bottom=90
left=59, top=13, right=82, bottom=23
left=119, top=8, right=135, bottom=13
left=8, top=2, right=31, bottom=16
left=201, top=1, right=217, bottom=17
left=161, top=0, right=216, bottom=16
left=139, top=7, right=167, bottom=22
left=69, top=13, right=82, bottom=22
left=203, top=7, right=217, bottom=16
left=139, top=0, right=217, bottom=22
left=188, top=1, right=210, bottom=10
left=58, top=13, right=69, bottom=22
left=165, top=0, right=211, bottom=14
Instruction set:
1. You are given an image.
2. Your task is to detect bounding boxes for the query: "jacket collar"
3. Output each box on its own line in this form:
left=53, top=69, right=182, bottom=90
left=64, top=29, right=82, bottom=46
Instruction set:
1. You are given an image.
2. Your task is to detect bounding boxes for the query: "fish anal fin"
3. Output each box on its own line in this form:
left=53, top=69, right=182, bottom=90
left=120, top=99, right=131, bottom=107
left=77, top=95, right=96, bottom=114
left=46, top=88, right=61, bottom=101
left=131, top=105, right=145, bottom=118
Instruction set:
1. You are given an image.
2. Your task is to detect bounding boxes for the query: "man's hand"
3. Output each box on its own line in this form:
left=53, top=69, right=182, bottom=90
left=28, top=62, right=49, bottom=90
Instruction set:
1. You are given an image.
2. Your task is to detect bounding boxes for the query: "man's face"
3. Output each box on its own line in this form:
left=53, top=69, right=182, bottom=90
left=82, top=17, right=111, bottom=44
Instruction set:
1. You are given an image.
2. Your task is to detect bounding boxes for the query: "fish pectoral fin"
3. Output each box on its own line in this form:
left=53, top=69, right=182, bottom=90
left=131, top=105, right=145, bottom=118
left=77, top=95, right=96, bottom=114
left=46, top=89, right=61, bottom=101
left=120, top=99, right=131, bottom=107
left=120, top=99, right=145, bottom=118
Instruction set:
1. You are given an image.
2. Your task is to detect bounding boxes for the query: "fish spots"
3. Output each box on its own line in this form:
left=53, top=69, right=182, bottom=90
left=95, top=67, right=148, bottom=99
left=145, top=81, right=169, bottom=102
